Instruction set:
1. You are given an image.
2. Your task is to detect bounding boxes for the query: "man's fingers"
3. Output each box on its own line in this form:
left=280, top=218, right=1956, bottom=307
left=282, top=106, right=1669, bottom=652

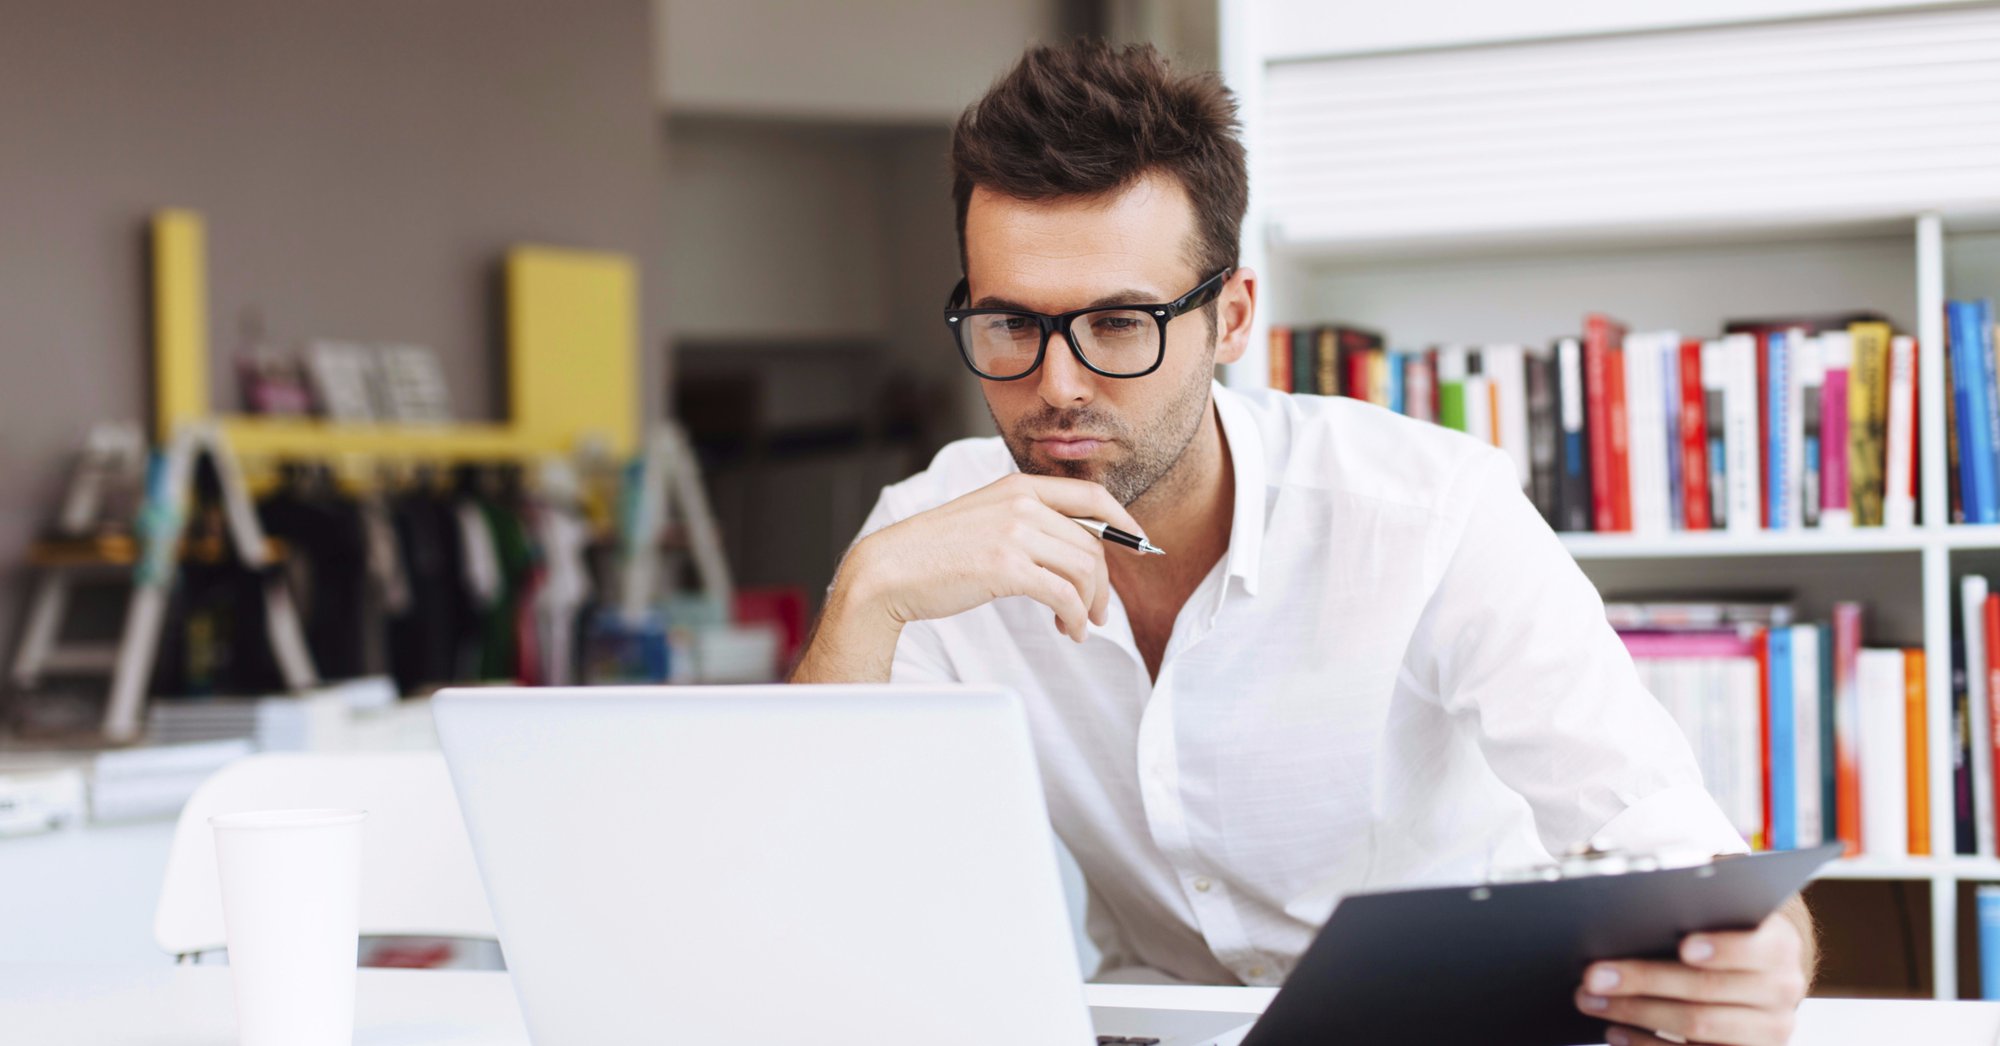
left=1576, top=990, right=1792, bottom=1046
left=1018, top=564, right=1091, bottom=642
left=1582, top=960, right=1800, bottom=1009
left=1016, top=530, right=1103, bottom=630
left=1681, top=914, right=1799, bottom=973
left=1008, top=474, right=1148, bottom=541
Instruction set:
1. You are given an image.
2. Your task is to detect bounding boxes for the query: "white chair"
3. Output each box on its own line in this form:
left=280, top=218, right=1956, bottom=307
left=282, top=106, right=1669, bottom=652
left=154, top=751, right=497, bottom=961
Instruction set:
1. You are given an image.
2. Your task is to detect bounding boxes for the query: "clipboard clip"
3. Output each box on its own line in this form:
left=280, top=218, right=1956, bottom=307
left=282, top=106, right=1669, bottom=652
left=1486, top=836, right=1715, bottom=885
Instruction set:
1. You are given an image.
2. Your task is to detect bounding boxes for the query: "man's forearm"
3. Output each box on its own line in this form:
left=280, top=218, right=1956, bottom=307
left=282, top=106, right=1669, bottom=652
left=788, top=576, right=904, bottom=683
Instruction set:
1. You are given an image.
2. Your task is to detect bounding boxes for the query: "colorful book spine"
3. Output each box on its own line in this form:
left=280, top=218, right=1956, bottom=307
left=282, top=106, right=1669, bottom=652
left=1583, top=319, right=1619, bottom=532
left=1680, top=339, right=1712, bottom=530
left=1799, top=334, right=1824, bottom=530
left=1556, top=337, right=1592, bottom=532
left=1883, top=334, right=1917, bottom=529
left=1267, top=326, right=1293, bottom=393
left=1858, top=648, right=1909, bottom=859
left=1967, top=575, right=1997, bottom=857
left=1850, top=320, right=1892, bottom=527
left=1768, top=626, right=1796, bottom=849
left=1988, top=593, right=2000, bottom=853
left=1979, top=301, right=2000, bottom=527
left=1820, top=332, right=1853, bottom=529
left=1725, top=334, right=1764, bottom=535
left=1766, top=330, right=1793, bottom=530
left=1291, top=326, right=1314, bottom=398
left=1526, top=348, right=1559, bottom=524
left=1980, top=886, right=2000, bottom=999
left=1833, top=601, right=1864, bottom=857
left=1387, top=350, right=1406, bottom=415
left=1314, top=327, right=1339, bottom=397
left=1906, top=647, right=1930, bottom=857
left=1793, top=624, right=1824, bottom=849
left=1702, top=339, right=1730, bottom=531
left=1437, top=345, right=1469, bottom=434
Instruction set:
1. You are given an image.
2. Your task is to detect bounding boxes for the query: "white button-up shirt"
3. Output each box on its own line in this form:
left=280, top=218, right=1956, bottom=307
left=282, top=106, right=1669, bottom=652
left=853, top=383, right=1746, bottom=987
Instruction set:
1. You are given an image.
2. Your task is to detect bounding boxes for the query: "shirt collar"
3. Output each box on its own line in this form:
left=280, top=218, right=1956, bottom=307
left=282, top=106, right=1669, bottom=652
left=1211, top=382, right=1267, bottom=597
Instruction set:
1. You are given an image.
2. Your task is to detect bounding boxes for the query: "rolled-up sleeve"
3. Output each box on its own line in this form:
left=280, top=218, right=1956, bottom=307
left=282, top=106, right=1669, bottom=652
left=1409, top=449, right=1748, bottom=859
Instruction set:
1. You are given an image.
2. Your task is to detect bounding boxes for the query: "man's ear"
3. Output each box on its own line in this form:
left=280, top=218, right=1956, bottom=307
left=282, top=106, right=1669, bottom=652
left=1212, top=268, right=1258, bottom=367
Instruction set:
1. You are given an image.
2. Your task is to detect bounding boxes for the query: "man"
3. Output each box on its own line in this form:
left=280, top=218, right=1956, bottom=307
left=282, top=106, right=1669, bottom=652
left=791, top=41, right=1812, bottom=1046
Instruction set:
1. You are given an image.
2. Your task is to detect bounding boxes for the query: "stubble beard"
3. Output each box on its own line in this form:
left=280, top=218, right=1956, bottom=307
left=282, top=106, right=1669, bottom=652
left=992, top=353, right=1214, bottom=507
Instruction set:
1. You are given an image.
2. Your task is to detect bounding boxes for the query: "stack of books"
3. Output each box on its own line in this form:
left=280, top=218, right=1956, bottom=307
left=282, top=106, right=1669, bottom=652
left=1611, top=597, right=1924, bottom=858
left=1269, top=311, right=1934, bottom=534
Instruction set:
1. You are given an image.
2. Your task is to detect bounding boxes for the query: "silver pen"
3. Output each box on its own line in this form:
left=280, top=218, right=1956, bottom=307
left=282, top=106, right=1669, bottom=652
left=1068, top=517, right=1165, bottom=556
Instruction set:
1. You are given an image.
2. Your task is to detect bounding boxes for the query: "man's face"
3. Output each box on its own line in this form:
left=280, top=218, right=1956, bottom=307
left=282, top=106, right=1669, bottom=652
left=962, top=172, right=1241, bottom=506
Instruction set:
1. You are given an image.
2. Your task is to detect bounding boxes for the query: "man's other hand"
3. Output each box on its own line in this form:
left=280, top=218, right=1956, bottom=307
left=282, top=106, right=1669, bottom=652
left=1574, top=909, right=1809, bottom=1045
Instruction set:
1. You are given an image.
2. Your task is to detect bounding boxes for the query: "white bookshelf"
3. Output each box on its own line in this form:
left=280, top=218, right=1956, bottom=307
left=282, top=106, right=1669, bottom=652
left=1222, top=0, right=2000, bottom=1000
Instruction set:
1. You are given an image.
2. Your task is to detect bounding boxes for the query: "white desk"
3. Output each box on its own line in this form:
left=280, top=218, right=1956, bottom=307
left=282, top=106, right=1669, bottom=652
left=3, top=963, right=1998, bottom=1045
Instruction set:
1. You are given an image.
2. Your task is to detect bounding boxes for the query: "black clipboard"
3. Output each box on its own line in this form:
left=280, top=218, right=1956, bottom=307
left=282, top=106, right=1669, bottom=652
left=1239, top=842, right=1840, bottom=1046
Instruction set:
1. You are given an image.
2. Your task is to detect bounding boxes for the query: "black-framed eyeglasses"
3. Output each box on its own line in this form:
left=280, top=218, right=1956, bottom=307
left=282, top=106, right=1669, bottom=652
left=943, top=268, right=1232, bottom=381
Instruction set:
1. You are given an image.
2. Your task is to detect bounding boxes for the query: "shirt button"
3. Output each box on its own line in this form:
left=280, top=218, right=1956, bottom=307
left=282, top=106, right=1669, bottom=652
left=1248, top=966, right=1267, bottom=979
left=1193, top=876, right=1212, bottom=892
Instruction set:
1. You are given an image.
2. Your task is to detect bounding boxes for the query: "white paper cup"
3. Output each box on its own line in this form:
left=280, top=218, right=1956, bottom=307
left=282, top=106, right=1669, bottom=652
left=211, top=808, right=366, bottom=1046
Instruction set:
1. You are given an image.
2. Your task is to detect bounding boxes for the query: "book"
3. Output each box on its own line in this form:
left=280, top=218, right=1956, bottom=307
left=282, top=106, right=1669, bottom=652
left=1980, top=886, right=2000, bottom=999
left=1661, top=338, right=1686, bottom=531
left=1555, top=337, right=1593, bottom=532
left=1313, top=327, right=1339, bottom=396
left=1793, top=623, right=1824, bottom=849
left=1769, top=626, right=1796, bottom=849
left=1723, top=334, right=1764, bottom=535
left=1857, top=647, right=1909, bottom=859
left=1884, top=334, right=1917, bottom=529
left=1819, top=332, right=1853, bottom=530
left=1967, top=575, right=1997, bottom=857
left=1679, top=339, right=1712, bottom=530
left=1526, top=347, right=1559, bottom=523
left=1978, top=301, right=2000, bottom=526
left=1626, top=331, right=1671, bottom=535
left=1701, top=339, right=1730, bottom=531
left=1832, top=601, right=1864, bottom=857
left=1292, top=326, right=1314, bottom=398
left=1437, top=345, right=1469, bottom=433
left=1404, top=352, right=1437, bottom=423
left=1849, top=320, right=1891, bottom=527
left=1776, top=332, right=1808, bottom=532
left=1798, top=333, right=1823, bottom=530
left=1267, top=326, right=1293, bottom=393
left=1582, top=318, right=1620, bottom=531
left=1487, top=344, right=1532, bottom=492
left=1906, top=647, right=1930, bottom=856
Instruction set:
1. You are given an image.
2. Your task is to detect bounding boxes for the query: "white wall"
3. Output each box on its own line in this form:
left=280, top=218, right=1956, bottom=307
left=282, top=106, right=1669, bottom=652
left=1250, top=0, right=1989, bottom=61
left=655, top=0, right=1060, bottom=122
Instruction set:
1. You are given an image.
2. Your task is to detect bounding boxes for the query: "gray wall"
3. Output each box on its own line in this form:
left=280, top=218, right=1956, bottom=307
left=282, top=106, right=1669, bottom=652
left=0, top=1, right=667, bottom=681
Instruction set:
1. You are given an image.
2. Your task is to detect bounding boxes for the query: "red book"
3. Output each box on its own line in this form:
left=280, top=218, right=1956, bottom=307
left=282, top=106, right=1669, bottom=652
left=1679, top=338, right=1712, bottom=530
left=1985, top=595, right=2000, bottom=850
left=1583, top=315, right=1621, bottom=532
left=1833, top=602, right=1864, bottom=857
left=1755, top=628, right=1772, bottom=851
left=1607, top=344, right=1632, bottom=532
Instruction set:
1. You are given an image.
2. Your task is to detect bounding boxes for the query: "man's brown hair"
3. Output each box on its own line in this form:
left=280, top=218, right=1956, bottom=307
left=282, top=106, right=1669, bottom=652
left=950, top=40, right=1247, bottom=287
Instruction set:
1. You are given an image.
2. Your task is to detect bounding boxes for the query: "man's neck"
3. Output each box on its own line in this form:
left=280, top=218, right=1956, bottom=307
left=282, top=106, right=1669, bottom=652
left=1116, top=399, right=1235, bottom=589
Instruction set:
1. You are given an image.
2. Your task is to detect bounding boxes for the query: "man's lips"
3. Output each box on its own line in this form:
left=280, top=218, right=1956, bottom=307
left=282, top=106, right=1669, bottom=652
left=1032, top=435, right=1111, bottom=460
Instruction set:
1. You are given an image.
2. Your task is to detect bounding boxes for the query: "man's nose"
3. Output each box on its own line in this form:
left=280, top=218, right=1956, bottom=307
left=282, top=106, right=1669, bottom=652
left=1036, top=331, right=1096, bottom=409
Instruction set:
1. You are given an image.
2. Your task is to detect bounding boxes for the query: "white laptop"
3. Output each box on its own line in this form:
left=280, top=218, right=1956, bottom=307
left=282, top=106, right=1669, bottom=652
left=432, top=684, right=1258, bottom=1045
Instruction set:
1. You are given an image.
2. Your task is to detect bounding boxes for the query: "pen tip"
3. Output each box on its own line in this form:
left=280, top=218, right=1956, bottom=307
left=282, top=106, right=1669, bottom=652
left=1141, top=542, right=1166, bottom=556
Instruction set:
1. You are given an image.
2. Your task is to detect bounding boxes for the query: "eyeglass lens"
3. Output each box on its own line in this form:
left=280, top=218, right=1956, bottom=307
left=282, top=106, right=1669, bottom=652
left=965, top=308, right=1161, bottom=378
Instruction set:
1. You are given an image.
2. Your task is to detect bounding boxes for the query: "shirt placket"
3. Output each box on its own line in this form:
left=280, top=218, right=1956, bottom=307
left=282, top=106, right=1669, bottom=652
left=1131, top=568, right=1284, bottom=985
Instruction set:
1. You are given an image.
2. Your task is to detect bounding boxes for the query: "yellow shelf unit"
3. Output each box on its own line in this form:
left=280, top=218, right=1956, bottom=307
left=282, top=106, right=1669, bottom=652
left=150, top=211, right=639, bottom=465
